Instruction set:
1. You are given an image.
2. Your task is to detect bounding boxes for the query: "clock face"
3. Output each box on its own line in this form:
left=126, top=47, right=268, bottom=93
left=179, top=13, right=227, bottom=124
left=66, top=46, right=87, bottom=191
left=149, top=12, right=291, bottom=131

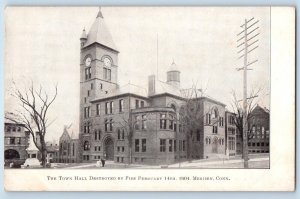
left=85, top=57, right=91, bottom=67
left=103, top=57, right=111, bottom=67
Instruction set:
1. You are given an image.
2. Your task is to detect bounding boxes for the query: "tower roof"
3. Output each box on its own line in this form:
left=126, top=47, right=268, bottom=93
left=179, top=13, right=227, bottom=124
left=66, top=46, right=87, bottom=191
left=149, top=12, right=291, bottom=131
left=168, top=60, right=180, bottom=72
left=83, top=8, right=118, bottom=52
left=80, top=28, right=87, bottom=40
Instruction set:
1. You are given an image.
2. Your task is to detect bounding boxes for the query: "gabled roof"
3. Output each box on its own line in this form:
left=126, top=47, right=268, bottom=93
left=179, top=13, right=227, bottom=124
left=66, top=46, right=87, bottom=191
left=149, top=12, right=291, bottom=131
left=251, top=105, right=270, bottom=115
left=91, top=83, right=148, bottom=102
left=59, top=125, right=71, bottom=141
left=83, top=9, right=118, bottom=52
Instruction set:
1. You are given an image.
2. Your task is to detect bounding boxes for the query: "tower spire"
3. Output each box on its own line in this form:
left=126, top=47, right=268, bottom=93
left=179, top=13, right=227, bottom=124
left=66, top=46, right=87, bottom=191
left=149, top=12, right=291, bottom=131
left=97, top=6, right=103, bottom=18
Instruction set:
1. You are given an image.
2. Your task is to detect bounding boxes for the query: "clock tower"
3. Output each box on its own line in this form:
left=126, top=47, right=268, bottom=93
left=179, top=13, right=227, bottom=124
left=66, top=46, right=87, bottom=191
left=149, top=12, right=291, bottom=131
left=79, top=8, right=119, bottom=162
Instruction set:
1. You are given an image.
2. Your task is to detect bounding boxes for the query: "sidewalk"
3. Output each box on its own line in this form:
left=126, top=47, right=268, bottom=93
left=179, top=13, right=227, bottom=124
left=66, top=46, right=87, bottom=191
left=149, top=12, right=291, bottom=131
left=167, top=156, right=269, bottom=168
left=54, top=155, right=269, bottom=169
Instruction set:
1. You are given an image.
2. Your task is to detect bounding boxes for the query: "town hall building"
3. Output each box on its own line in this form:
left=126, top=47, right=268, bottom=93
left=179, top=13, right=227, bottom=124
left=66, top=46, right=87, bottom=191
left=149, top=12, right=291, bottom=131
left=78, top=9, right=231, bottom=165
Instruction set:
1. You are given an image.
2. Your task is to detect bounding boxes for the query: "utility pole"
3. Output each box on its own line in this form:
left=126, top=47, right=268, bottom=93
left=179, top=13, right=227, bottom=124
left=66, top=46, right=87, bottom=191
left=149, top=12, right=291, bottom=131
left=236, top=17, right=259, bottom=168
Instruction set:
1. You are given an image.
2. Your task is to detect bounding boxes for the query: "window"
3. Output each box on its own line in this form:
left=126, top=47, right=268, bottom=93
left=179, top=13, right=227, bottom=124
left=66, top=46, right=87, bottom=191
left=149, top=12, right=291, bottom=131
left=174, top=121, right=177, bottom=132
left=96, top=104, right=100, bottom=116
left=142, top=139, right=146, bottom=152
left=16, top=137, right=21, bottom=144
left=135, top=116, right=140, bottom=130
left=160, top=114, right=167, bottom=129
left=179, top=140, right=182, bottom=151
left=85, top=67, right=91, bottom=80
left=105, top=119, right=109, bottom=132
left=228, top=137, right=235, bottom=150
left=174, top=140, right=177, bottom=151
left=84, top=141, right=90, bottom=151
left=83, top=122, right=91, bottom=134
left=219, top=117, right=224, bottom=127
left=122, top=146, right=125, bottom=152
left=142, top=115, right=147, bottom=130
left=212, top=108, right=218, bottom=119
left=196, top=130, right=200, bottom=141
left=206, top=113, right=211, bottom=124
left=135, top=139, right=140, bottom=152
left=213, top=126, right=218, bottom=134
left=183, top=140, right=186, bottom=151
left=118, top=129, right=121, bottom=140
left=109, top=119, right=113, bottom=131
left=103, top=68, right=111, bottom=81
left=160, top=139, right=166, bottom=152
left=169, top=140, right=173, bottom=152
left=110, top=101, right=114, bottom=114
left=91, top=83, right=93, bottom=90
left=72, top=143, right=75, bottom=156
left=141, top=101, right=145, bottom=108
left=169, top=115, right=174, bottom=130
left=135, top=100, right=139, bottom=108
left=99, top=83, right=103, bottom=90
left=87, top=90, right=90, bottom=97
left=8, top=137, right=15, bottom=144
left=94, top=131, right=98, bottom=140
left=84, top=106, right=90, bottom=118
left=17, top=127, right=21, bottom=132
left=105, top=102, right=109, bottom=114
left=105, top=101, right=113, bottom=114
left=229, top=115, right=235, bottom=125
left=119, top=99, right=124, bottom=112
left=122, top=129, right=125, bottom=140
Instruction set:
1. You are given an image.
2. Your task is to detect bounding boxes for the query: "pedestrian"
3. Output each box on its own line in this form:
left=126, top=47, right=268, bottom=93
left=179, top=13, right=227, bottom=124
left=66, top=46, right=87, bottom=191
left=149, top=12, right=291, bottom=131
left=101, top=156, right=106, bottom=167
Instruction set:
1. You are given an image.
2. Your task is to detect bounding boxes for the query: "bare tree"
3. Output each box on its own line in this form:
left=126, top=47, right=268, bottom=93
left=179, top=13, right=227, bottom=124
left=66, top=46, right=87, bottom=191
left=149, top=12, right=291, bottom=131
left=179, top=84, right=219, bottom=162
left=5, top=81, right=58, bottom=168
left=230, top=87, right=263, bottom=159
left=117, top=111, right=135, bottom=164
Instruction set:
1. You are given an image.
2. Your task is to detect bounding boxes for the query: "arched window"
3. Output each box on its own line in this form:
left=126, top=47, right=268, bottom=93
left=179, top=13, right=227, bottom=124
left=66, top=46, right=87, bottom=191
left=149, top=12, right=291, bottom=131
left=117, top=129, right=121, bottom=140
left=171, top=104, right=176, bottom=112
left=122, top=129, right=125, bottom=140
left=84, top=141, right=90, bottom=151
left=211, top=108, right=218, bottom=119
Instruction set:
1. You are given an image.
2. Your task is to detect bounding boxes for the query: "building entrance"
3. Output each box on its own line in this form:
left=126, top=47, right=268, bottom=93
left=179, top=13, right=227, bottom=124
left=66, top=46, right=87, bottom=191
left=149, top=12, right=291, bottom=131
left=5, top=149, right=20, bottom=159
left=104, top=137, right=114, bottom=160
left=212, top=137, right=218, bottom=153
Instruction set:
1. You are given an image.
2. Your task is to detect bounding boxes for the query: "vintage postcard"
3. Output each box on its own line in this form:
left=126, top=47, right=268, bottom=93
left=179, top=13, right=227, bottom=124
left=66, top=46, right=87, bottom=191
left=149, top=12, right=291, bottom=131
left=3, top=6, right=295, bottom=191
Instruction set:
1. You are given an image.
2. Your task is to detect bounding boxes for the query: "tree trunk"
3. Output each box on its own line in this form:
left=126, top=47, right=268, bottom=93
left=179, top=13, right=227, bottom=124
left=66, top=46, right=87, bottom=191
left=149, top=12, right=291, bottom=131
left=129, top=146, right=132, bottom=164
left=40, top=138, right=47, bottom=168
left=187, top=134, right=192, bottom=162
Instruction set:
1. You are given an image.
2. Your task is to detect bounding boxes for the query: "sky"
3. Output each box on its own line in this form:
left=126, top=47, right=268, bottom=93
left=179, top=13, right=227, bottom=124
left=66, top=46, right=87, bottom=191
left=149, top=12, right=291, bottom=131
left=4, top=7, right=270, bottom=142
